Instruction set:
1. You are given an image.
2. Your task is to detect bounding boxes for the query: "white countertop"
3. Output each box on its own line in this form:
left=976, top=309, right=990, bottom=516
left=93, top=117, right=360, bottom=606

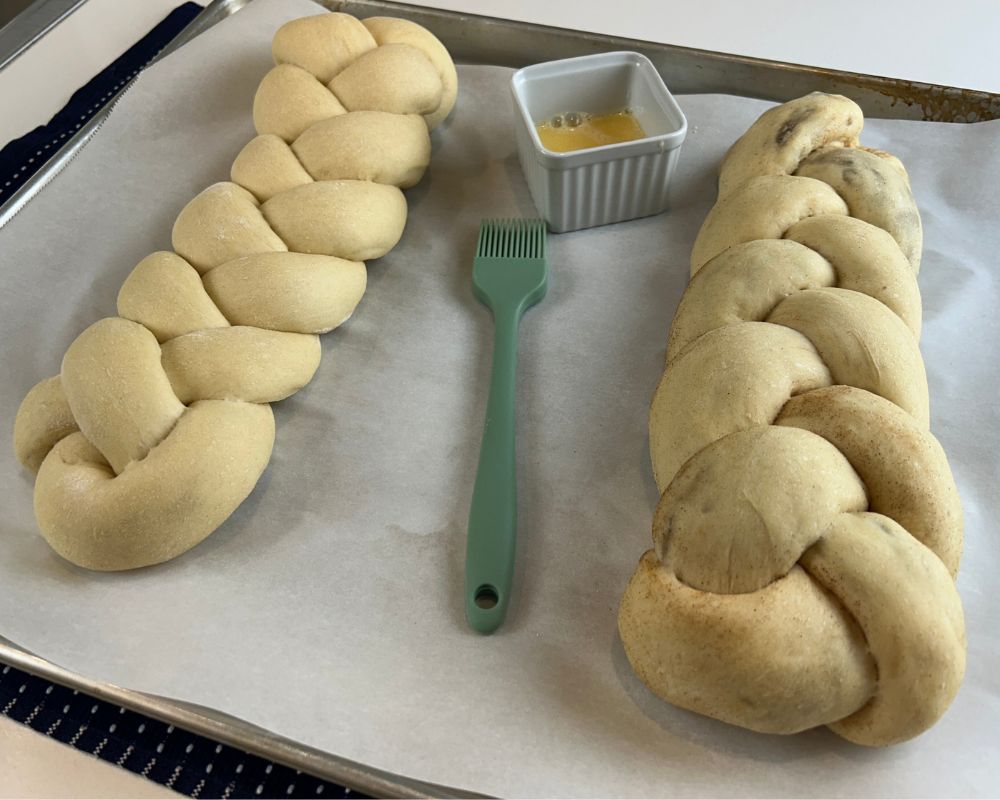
left=0, top=714, right=176, bottom=799
left=405, top=0, right=1000, bottom=94
left=0, top=0, right=995, bottom=797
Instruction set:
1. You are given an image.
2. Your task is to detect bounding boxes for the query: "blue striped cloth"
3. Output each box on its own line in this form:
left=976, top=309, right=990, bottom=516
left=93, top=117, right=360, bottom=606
left=0, top=662, right=361, bottom=798
left=0, top=2, right=201, bottom=206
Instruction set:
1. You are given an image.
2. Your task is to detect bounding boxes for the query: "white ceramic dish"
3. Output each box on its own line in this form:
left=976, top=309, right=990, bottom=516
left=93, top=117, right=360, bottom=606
left=511, top=51, right=688, bottom=233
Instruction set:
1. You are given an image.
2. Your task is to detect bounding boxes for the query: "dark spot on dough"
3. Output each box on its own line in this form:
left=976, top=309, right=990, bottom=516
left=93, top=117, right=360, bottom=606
left=870, top=516, right=898, bottom=536
left=806, top=148, right=856, bottom=169
left=775, top=108, right=814, bottom=146
left=847, top=115, right=854, bottom=126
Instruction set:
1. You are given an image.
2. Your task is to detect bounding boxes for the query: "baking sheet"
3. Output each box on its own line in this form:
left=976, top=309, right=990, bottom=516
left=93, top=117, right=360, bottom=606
left=1, top=0, right=998, bottom=795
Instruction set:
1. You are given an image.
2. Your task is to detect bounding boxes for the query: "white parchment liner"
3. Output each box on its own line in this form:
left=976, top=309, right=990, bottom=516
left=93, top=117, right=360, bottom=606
left=0, top=0, right=997, bottom=795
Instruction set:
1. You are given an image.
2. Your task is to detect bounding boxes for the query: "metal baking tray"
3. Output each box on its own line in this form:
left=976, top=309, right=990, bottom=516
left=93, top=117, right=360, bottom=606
left=1, top=0, right=997, bottom=795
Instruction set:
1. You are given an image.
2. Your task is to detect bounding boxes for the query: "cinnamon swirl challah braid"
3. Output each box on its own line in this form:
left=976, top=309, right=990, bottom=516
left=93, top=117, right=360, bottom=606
left=619, top=93, right=964, bottom=747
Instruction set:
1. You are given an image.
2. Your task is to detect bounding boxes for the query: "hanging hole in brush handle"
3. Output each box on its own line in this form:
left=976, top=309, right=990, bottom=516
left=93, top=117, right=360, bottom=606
left=467, top=582, right=506, bottom=634
left=475, top=585, right=499, bottom=609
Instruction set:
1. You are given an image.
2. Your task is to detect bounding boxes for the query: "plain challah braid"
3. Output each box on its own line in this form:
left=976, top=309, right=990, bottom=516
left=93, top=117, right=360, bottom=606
left=12, top=12, right=457, bottom=571
left=619, top=93, right=965, bottom=747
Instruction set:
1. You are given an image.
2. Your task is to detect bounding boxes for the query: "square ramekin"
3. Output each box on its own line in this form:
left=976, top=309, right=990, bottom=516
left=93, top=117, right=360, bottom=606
left=511, top=51, right=688, bottom=233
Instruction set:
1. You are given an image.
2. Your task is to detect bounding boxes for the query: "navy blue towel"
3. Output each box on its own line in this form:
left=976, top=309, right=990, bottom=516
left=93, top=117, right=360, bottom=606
left=0, top=661, right=364, bottom=798
left=0, top=2, right=202, bottom=207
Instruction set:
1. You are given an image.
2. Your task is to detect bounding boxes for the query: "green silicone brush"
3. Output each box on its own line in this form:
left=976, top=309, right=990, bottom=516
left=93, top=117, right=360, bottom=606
left=465, top=218, right=548, bottom=635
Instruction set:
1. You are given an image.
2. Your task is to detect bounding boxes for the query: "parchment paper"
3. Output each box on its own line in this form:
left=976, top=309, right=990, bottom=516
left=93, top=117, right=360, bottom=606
left=1, top=0, right=997, bottom=796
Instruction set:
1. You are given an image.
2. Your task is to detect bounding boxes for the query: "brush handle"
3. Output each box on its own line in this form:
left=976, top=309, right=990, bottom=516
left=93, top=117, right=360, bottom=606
left=466, top=306, right=521, bottom=634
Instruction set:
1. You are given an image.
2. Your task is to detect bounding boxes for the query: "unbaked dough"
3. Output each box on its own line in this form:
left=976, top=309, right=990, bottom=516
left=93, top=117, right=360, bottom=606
left=620, top=93, right=965, bottom=747
left=12, top=13, right=458, bottom=570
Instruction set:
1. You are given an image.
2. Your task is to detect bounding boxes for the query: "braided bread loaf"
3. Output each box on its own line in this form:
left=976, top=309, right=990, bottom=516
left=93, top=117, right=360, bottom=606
left=12, top=12, right=457, bottom=571
left=618, top=94, right=965, bottom=746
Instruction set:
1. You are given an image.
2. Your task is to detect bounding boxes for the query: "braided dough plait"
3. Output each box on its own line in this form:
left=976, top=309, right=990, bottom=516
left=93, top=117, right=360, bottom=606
left=621, top=93, right=965, bottom=746
left=12, top=12, right=457, bottom=570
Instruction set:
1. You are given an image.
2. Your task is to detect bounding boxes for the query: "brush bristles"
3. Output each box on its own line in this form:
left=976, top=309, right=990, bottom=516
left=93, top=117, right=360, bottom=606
left=476, top=219, right=547, bottom=260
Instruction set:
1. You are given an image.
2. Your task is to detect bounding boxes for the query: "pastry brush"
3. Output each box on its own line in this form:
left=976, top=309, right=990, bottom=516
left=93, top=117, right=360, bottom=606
left=465, top=218, right=548, bottom=634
